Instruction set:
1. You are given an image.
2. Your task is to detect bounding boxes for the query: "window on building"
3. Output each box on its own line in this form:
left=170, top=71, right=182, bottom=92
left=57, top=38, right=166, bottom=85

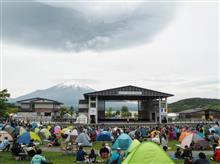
left=90, top=97, right=96, bottom=101
left=37, top=112, right=41, bottom=116
left=90, top=102, right=96, bottom=108
left=31, top=103, right=35, bottom=110
left=45, top=112, right=51, bottom=116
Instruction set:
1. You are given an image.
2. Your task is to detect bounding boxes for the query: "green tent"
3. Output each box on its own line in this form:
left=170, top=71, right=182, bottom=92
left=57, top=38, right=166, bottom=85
left=126, top=139, right=141, bottom=156
left=122, top=142, right=174, bottom=164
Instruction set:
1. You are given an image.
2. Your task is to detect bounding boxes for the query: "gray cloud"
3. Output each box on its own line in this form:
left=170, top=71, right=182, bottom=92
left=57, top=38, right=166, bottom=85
left=3, top=1, right=176, bottom=51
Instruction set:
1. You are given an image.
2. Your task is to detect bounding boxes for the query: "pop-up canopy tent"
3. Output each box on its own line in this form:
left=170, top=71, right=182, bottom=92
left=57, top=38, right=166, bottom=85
left=112, top=133, right=132, bottom=150
left=122, top=142, right=174, bottom=164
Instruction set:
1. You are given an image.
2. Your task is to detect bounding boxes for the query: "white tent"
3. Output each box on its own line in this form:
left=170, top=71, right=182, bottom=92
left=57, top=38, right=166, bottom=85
left=76, top=132, right=92, bottom=146
left=152, top=135, right=168, bottom=146
left=75, top=114, right=88, bottom=124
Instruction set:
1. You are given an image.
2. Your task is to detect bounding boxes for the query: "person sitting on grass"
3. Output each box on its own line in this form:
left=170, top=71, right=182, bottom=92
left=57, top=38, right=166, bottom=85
left=181, top=145, right=192, bottom=159
left=99, top=143, right=110, bottom=160
left=193, top=152, right=210, bottom=164
left=181, top=145, right=193, bottom=164
left=76, top=146, right=87, bottom=162
left=89, top=148, right=97, bottom=163
left=174, top=148, right=182, bottom=159
left=11, top=142, right=22, bottom=160
left=31, top=149, right=52, bottom=164
left=0, top=137, right=10, bottom=151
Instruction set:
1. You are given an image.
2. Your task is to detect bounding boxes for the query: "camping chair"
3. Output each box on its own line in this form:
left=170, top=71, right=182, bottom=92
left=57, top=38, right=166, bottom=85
left=17, top=145, right=30, bottom=160
left=69, top=135, right=78, bottom=154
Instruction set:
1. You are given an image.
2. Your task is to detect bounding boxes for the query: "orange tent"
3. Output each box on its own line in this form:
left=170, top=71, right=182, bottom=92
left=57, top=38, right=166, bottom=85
left=178, top=131, right=191, bottom=142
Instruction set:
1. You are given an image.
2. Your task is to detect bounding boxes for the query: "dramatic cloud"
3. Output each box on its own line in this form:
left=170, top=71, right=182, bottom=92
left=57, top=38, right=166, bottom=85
left=3, top=1, right=176, bottom=51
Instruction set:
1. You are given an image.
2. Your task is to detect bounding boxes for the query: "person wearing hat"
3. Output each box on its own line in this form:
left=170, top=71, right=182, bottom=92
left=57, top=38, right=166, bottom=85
left=108, top=148, right=122, bottom=164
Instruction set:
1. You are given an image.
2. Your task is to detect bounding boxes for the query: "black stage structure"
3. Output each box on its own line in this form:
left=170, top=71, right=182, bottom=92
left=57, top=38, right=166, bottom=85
left=78, top=85, right=173, bottom=124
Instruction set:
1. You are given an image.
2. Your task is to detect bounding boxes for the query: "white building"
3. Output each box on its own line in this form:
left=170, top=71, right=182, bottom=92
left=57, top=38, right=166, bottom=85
left=16, top=97, right=63, bottom=121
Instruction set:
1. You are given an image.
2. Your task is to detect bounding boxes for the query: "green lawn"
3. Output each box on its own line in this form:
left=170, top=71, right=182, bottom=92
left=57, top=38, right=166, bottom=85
left=0, top=151, right=74, bottom=164
left=0, top=141, right=218, bottom=164
left=1, top=151, right=220, bottom=164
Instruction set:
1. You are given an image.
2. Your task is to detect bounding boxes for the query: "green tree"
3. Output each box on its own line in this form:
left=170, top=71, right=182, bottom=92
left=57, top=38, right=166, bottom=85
left=121, top=106, right=130, bottom=118
left=69, top=106, right=74, bottom=115
left=115, top=110, right=120, bottom=116
left=106, top=107, right=113, bottom=118
left=60, top=107, right=68, bottom=117
left=0, top=89, right=10, bottom=117
left=121, top=106, right=129, bottom=113
left=134, top=113, right=138, bottom=118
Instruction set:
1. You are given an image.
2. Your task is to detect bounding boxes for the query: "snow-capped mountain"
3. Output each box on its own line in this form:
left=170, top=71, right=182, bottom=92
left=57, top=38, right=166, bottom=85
left=55, top=80, right=93, bottom=90
left=9, top=80, right=95, bottom=107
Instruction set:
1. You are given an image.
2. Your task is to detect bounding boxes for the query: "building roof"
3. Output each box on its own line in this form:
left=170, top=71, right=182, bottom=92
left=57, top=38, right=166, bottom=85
left=17, top=97, right=63, bottom=105
left=84, top=85, right=173, bottom=99
left=178, top=108, right=220, bottom=114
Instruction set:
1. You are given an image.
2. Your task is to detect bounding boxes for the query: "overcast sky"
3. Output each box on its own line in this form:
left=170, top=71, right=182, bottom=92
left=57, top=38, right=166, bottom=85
left=1, top=0, right=219, bottom=102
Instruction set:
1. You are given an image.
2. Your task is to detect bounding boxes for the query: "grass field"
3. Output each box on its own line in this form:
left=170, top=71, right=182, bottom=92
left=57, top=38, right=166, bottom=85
left=0, top=141, right=219, bottom=164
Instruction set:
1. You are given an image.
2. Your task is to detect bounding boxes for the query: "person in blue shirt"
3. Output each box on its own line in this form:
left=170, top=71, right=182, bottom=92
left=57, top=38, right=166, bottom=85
left=76, top=146, right=87, bottom=162
left=109, top=148, right=122, bottom=164
left=0, top=137, right=10, bottom=151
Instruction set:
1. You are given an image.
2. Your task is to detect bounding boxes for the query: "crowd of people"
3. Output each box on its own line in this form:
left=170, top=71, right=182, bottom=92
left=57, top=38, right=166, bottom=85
left=1, top=118, right=220, bottom=164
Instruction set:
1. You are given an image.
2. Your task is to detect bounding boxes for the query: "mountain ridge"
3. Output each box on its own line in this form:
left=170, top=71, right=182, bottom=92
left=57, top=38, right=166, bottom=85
left=9, top=81, right=95, bottom=107
left=168, top=97, right=220, bottom=112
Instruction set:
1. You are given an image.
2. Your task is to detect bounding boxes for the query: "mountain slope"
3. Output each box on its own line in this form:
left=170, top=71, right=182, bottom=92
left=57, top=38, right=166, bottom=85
left=168, top=98, right=220, bottom=112
left=10, top=81, right=95, bottom=106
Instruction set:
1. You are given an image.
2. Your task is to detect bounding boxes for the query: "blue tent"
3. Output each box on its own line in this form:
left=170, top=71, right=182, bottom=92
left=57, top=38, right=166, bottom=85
left=96, top=131, right=112, bottom=141
left=31, top=122, right=38, bottom=129
left=140, top=127, right=147, bottom=138
left=112, top=133, right=132, bottom=150
left=17, top=132, right=41, bottom=144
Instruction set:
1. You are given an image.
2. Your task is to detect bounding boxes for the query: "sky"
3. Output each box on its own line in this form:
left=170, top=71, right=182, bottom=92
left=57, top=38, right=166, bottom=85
left=1, top=0, right=219, bottom=102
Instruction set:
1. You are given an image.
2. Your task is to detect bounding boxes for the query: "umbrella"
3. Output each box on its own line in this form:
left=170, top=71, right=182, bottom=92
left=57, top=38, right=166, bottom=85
left=61, top=128, right=69, bottom=134
left=54, top=126, right=61, bottom=134
left=18, top=131, right=41, bottom=144
left=150, top=130, right=160, bottom=138
left=0, top=131, right=13, bottom=141
left=70, top=129, right=78, bottom=136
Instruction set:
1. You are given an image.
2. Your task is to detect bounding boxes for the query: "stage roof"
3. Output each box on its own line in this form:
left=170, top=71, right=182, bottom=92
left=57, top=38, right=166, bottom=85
left=84, top=85, right=173, bottom=100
